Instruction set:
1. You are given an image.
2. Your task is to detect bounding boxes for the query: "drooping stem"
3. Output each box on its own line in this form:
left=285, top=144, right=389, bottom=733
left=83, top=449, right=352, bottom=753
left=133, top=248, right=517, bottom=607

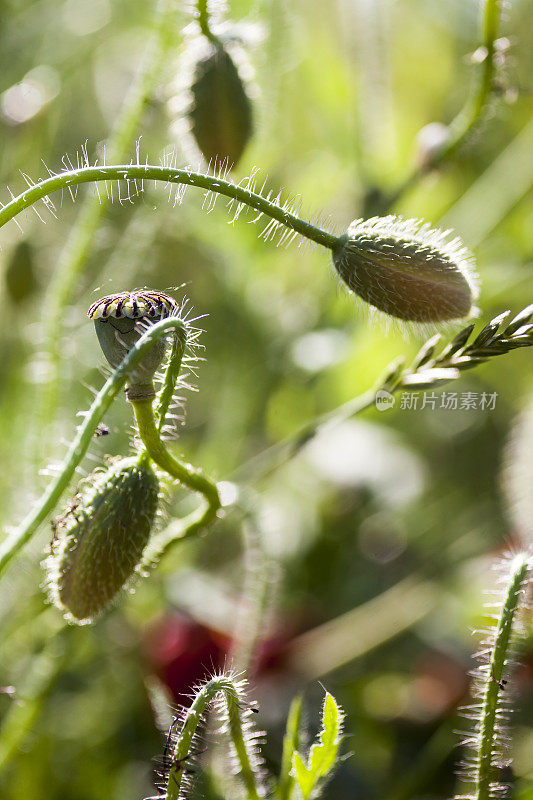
left=0, top=317, right=187, bottom=579
left=40, top=0, right=180, bottom=436
left=0, top=165, right=340, bottom=252
left=230, top=515, right=276, bottom=672
left=197, top=0, right=222, bottom=46
left=474, top=552, right=530, bottom=800
left=131, top=397, right=221, bottom=532
left=385, top=0, right=504, bottom=209
left=165, top=675, right=261, bottom=800
left=443, top=0, right=502, bottom=161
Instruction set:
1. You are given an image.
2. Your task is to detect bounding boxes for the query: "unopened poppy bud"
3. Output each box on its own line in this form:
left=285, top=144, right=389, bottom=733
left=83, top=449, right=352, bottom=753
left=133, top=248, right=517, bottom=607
left=332, top=216, right=478, bottom=323
left=46, top=456, right=159, bottom=624
left=87, top=289, right=179, bottom=388
left=189, top=43, right=253, bottom=167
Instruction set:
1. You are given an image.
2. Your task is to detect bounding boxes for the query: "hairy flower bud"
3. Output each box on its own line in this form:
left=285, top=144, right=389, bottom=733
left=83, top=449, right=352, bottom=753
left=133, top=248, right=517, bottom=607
left=332, top=216, right=478, bottom=323
left=46, top=456, right=159, bottom=624
left=189, top=43, right=253, bottom=167
left=87, top=289, right=179, bottom=386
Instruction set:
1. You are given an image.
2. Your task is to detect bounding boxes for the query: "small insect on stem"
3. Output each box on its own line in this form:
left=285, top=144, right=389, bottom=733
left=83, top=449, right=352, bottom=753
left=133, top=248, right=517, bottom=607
left=94, top=423, right=110, bottom=437
left=168, top=752, right=206, bottom=781
left=239, top=701, right=259, bottom=714
left=49, top=499, right=81, bottom=551
left=161, top=716, right=180, bottom=771
left=490, top=666, right=508, bottom=691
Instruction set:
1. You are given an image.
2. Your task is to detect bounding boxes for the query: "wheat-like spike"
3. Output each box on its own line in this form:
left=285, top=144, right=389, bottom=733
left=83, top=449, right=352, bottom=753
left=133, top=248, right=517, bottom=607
left=376, top=305, right=533, bottom=393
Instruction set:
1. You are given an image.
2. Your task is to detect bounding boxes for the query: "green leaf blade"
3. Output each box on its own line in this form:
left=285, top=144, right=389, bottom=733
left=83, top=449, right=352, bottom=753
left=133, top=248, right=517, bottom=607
left=291, top=692, right=344, bottom=799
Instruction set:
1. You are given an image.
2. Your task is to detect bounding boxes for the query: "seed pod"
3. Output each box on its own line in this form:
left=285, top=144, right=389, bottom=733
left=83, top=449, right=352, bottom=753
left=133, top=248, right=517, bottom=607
left=87, top=289, right=179, bottom=387
left=46, top=456, right=159, bottom=624
left=189, top=43, right=252, bottom=167
left=332, top=216, right=478, bottom=323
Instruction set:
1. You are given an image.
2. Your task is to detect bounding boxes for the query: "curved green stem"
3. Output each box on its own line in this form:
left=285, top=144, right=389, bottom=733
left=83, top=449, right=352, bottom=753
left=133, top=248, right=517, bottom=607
left=165, top=675, right=261, bottom=800
left=0, top=165, right=340, bottom=252
left=40, top=0, right=179, bottom=434
left=474, top=552, right=530, bottom=800
left=131, top=397, right=221, bottom=532
left=443, top=0, right=501, bottom=160
left=385, top=0, right=503, bottom=210
left=197, top=0, right=222, bottom=46
left=156, top=332, right=186, bottom=432
left=0, top=317, right=187, bottom=579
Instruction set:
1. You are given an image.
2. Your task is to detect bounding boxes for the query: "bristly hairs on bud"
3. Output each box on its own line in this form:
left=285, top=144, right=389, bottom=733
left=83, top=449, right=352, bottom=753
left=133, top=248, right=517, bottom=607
left=45, top=454, right=162, bottom=625
left=455, top=551, right=531, bottom=800
left=0, top=305, right=218, bottom=582
left=88, top=288, right=203, bottom=439
left=333, top=216, right=479, bottom=325
left=42, top=289, right=212, bottom=624
left=152, top=670, right=265, bottom=800
left=88, top=288, right=222, bottom=570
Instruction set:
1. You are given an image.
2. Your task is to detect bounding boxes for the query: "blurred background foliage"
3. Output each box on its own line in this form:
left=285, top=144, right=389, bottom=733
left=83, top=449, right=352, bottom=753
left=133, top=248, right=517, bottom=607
left=0, top=0, right=533, bottom=798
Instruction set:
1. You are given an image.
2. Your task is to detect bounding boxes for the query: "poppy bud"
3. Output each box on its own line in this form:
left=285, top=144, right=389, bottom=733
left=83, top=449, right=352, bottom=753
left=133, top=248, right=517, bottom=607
left=332, top=216, right=478, bottom=323
left=46, top=456, right=159, bottom=624
left=5, top=240, right=39, bottom=304
left=189, top=43, right=253, bottom=167
left=87, top=289, right=179, bottom=388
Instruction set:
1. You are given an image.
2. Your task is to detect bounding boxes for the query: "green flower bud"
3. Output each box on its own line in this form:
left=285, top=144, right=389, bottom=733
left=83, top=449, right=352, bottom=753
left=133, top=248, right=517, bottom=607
left=46, top=456, right=159, bottom=624
left=332, top=217, right=478, bottom=323
left=189, top=43, right=253, bottom=167
left=87, top=290, right=179, bottom=388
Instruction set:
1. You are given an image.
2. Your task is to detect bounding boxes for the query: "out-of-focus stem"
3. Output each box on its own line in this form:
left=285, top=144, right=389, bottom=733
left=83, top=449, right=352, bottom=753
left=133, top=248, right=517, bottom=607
left=384, top=0, right=503, bottom=210
left=39, top=0, right=179, bottom=439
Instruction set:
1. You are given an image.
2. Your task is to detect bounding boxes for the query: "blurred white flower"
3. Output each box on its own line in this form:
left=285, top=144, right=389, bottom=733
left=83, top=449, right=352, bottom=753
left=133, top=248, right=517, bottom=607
left=306, top=419, right=426, bottom=507
left=1, top=66, right=60, bottom=124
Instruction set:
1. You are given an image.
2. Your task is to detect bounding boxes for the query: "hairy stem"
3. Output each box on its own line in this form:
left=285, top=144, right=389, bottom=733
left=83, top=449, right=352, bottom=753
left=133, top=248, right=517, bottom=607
left=131, top=397, right=221, bottom=532
left=165, top=675, right=261, bottom=800
left=40, top=0, right=180, bottom=435
left=0, top=318, right=187, bottom=579
left=474, top=552, right=530, bottom=800
left=156, top=333, right=187, bottom=433
left=0, top=165, right=340, bottom=251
